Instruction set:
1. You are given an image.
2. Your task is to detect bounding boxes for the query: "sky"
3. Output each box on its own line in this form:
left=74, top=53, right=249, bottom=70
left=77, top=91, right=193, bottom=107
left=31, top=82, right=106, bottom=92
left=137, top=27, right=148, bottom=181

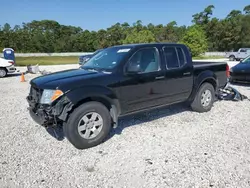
left=0, top=0, right=249, bottom=31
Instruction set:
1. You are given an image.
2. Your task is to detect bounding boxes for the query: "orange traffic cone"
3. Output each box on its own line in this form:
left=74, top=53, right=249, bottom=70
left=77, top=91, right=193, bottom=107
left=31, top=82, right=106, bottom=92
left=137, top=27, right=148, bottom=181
left=20, top=73, right=26, bottom=82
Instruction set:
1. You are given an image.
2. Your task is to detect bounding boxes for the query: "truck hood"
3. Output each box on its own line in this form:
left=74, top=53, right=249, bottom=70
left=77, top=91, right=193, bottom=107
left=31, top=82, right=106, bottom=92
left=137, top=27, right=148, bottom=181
left=30, top=68, right=105, bottom=90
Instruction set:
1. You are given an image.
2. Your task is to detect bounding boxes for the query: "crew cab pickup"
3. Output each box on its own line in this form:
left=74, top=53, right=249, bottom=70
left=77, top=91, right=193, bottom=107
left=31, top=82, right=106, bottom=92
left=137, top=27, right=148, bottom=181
left=225, top=48, right=250, bottom=61
left=27, top=43, right=228, bottom=149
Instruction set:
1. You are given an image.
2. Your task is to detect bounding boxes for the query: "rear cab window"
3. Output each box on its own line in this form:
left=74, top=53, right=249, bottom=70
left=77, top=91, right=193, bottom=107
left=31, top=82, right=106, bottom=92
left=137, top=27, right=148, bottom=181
left=162, top=46, right=187, bottom=69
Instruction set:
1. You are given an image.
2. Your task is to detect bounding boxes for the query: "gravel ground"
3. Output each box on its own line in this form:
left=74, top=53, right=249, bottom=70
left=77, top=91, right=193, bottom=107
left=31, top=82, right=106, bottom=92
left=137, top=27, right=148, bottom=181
left=1, top=63, right=250, bottom=188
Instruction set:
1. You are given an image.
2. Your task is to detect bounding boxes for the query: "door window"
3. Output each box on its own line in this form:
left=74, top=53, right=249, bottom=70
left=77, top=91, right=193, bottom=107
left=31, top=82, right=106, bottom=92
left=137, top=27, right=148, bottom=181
left=240, top=49, right=247, bottom=52
left=128, top=48, right=160, bottom=73
left=176, top=47, right=187, bottom=67
left=163, top=46, right=187, bottom=69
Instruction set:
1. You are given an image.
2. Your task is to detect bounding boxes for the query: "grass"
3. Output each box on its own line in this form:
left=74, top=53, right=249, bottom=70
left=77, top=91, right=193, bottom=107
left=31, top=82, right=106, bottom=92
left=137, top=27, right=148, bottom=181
left=14, top=55, right=225, bottom=66
left=15, top=56, right=79, bottom=66
left=193, top=55, right=225, bottom=60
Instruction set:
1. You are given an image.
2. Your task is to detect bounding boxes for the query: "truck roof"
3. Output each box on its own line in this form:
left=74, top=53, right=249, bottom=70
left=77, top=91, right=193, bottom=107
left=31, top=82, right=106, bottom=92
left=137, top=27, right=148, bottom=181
left=112, top=43, right=187, bottom=48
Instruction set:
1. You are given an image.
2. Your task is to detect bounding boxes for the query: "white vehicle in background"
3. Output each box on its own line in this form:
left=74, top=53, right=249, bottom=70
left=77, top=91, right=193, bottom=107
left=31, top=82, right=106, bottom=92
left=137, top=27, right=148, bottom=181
left=225, top=48, right=250, bottom=61
left=0, top=57, right=16, bottom=78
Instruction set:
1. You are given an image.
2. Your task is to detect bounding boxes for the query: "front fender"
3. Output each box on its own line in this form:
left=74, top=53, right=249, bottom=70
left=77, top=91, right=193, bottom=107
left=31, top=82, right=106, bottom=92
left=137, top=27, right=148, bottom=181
left=65, top=85, right=121, bottom=114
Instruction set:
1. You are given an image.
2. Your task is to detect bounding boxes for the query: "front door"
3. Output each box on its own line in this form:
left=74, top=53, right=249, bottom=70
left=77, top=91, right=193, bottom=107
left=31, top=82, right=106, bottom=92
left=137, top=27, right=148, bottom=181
left=119, top=47, right=166, bottom=113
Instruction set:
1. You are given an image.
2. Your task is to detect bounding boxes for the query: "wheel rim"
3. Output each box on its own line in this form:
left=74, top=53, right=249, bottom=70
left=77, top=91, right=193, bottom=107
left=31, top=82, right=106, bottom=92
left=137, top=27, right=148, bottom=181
left=0, top=69, right=6, bottom=77
left=201, top=89, right=212, bottom=107
left=77, top=112, right=103, bottom=139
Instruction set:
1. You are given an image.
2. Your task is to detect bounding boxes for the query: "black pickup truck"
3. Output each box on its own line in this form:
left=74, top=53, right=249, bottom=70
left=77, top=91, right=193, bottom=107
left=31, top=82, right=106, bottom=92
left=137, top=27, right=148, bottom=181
left=27, top=43, right=229, bottom=149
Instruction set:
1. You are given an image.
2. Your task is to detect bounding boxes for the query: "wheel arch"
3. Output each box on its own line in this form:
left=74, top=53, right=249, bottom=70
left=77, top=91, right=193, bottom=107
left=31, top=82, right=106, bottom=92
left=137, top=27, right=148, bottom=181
left=65, top=86, right=121, bottom=128
left=188, top=70, right=218, bottom=102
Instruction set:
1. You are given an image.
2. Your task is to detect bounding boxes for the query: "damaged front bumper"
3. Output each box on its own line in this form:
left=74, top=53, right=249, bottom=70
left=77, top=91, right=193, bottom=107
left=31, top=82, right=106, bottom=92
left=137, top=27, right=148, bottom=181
left=27, top=95, right=73, bottom=127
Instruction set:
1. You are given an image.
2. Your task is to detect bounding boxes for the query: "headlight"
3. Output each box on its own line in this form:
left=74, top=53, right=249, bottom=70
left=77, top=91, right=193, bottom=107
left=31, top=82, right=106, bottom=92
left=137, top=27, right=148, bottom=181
left=40, top=89, right=64, bottom=104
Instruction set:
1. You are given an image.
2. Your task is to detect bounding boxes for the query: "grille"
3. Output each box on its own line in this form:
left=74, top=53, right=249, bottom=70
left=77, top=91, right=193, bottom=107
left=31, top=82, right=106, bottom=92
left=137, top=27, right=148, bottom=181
left=29, top=86, right=43, bottom=103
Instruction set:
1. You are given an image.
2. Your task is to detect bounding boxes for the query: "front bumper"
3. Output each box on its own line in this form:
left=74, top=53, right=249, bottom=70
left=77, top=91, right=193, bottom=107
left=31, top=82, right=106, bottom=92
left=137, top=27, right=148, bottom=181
left=27, top=95, right=74, bottom=127
left=229, top=72, right=250, bottom=83
left=28, top=107, right=48, bottom=125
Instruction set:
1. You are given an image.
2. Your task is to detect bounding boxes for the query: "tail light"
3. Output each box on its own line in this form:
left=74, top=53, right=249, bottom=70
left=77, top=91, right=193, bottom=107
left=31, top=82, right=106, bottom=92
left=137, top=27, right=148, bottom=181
left=8, top=61, right=14, bottom=65
left=226, top=64, right=230, bottom=77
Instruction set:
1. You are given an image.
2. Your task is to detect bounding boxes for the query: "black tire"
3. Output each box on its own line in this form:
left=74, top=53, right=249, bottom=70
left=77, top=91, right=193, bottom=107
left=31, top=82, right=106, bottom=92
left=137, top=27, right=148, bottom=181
left=63, top=101, right=112, bottom=149
left=0, top=68, right=7, bottom=78
left=190, top=83, right=215, bottom=113
left=229, top=55, right=235, bottom=61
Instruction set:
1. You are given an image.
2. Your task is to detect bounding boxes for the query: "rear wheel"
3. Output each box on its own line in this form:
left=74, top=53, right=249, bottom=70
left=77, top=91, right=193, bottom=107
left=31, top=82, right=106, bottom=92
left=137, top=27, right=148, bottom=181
left=0, top=68, right=7, bottom=78
left=229, top=55, right=235, bottom=61
left=191, top=83, right=215, bottom=113
left=63, top=101, right=112, bottom=149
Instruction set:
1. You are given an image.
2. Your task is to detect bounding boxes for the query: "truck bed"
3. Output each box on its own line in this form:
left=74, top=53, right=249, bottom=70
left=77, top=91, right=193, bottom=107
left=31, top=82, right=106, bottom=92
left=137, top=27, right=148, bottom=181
left=193, top=61, right=227, bottom=67
left=192, top=61, right=228, bottom=88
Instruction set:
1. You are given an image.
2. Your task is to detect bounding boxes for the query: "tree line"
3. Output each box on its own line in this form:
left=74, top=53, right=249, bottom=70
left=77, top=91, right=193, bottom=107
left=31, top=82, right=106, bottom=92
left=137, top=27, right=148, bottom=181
left=0, top=5, right=250, bottom=56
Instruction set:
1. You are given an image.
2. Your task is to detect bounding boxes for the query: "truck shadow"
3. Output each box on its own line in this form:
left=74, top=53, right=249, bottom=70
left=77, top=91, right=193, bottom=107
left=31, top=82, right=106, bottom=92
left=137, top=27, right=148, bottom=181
left=45, top=103, right=190, bottom=142
left=106, top=103, right=189, bottom=141
left=5, top=73, right=22, bottom=78
left=46, top=125, right=65, bottom=141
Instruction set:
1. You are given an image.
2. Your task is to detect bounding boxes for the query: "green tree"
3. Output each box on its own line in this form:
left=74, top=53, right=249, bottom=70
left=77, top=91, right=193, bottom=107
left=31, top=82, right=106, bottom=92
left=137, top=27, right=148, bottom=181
left=0, top=4, right=249, bottom=53
left=122, top=29, right=155, bottom=44
left=192, top=5, right=215, bottom=25
left=180, top=25, right=208, bottom=56
left=243, top=5, right=250, bottom=14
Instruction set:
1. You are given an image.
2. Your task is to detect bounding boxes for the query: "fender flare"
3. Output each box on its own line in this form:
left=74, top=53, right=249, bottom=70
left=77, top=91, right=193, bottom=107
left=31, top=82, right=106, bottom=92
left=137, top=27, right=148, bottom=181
left=188, top=70, right=218, bottom=102
left=65, top=86, right=121, bottom=127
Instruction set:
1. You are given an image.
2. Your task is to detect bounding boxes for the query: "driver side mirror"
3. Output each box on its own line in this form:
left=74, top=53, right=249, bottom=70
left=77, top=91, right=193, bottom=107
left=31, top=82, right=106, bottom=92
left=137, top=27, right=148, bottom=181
left=127, top=63, right=142, bottom=74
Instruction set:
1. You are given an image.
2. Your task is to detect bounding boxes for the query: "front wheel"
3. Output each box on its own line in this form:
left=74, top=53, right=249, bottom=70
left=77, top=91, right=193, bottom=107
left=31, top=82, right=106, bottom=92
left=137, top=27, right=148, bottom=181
left=190, top=83, right=215, bottom=113
left=0, top=68, right=7, bottom=78
left=63, top=101, right=112, bottom=149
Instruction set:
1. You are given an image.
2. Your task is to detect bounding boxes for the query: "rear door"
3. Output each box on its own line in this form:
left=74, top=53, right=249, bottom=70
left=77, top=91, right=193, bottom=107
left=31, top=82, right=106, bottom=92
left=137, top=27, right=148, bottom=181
left=161, top=45, right=193, bottom=102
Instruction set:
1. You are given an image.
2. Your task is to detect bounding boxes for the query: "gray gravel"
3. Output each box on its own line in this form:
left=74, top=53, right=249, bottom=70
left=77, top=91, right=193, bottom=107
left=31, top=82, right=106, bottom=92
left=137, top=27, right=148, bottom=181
left=1, top=64, right=250, bottom=188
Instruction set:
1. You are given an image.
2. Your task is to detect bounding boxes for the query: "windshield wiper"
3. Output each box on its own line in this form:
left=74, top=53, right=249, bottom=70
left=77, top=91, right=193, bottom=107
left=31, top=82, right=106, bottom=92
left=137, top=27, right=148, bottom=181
left=81, top=67, right=98, bottom=72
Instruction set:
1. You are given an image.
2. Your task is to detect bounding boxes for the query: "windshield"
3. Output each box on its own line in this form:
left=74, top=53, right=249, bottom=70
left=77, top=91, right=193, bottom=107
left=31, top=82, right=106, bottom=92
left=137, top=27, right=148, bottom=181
left=241, top=55, right=250, bottom=64
left=81, top=47, right=132, bottom=71
left=93, top=49, right=102, bottom=55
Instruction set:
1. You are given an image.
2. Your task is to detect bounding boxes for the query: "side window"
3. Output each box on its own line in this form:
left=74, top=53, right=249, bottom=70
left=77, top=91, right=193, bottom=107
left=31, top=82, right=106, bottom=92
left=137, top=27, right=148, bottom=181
left=240, top=49, right=246, bottom=52
left=163, top=47, right=179, bottom=69
left=128, top=48, right=160, bottom=73
left=176, top=47, right=187, bottom=67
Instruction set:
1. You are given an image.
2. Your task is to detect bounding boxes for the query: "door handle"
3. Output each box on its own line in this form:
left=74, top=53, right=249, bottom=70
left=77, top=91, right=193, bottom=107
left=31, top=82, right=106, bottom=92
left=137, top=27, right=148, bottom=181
left=155, top=76, right=165, bottom=80
left=183, top=72, right=191, bottom=75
